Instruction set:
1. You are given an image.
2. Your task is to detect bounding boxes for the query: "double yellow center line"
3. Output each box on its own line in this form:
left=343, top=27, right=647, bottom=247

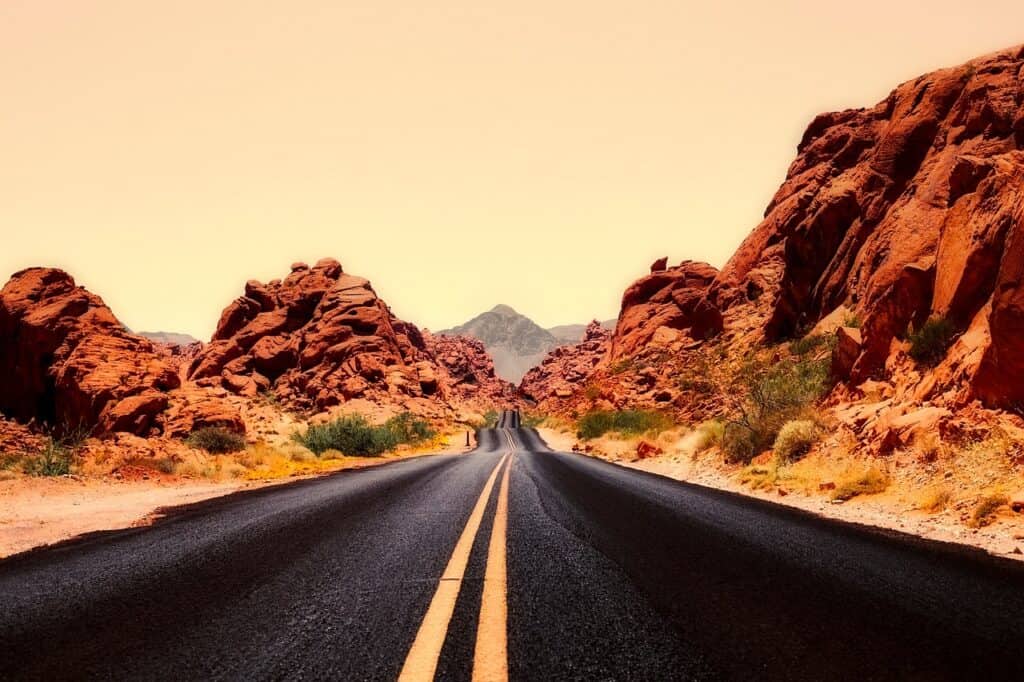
left=398, top=439, right=516, bottom=681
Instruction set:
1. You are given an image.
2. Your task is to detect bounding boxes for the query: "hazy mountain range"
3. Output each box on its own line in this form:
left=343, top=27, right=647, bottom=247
left=439, top=304, right=615, bottom=383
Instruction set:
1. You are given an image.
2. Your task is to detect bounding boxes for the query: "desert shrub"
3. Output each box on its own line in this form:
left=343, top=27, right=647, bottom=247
left=917, top=486, right=953, bottom=513
left=908, top=316, right=956, bottom=366
left=722, top=354, right=831, bottom=463
left=693, top=420, right=725, bottom=452
left=969, top=493, right=1008, bottom=528
left=22, top=439, right=73, bottom=477
left=154, top=457, right=176, bottom=474
left=290, top=448, right=317, bottom=462
left=832, top=467, right=889, bottom=501
left=0, top=451, right=21, bottom=471
left=294, top=412, right=434, bottom=456
left=576, top=410, right=673, bottom=440
left=383, top=412, right=435, bottom=443
left=773, top=420, right=820, bottom=461
left=583, top=383, right=602, bottom=401
left=480, top=409, right=499, bottom=428
left=843, top=312, right=862, bottom=328
left=186, top=427, right=246, bottom=454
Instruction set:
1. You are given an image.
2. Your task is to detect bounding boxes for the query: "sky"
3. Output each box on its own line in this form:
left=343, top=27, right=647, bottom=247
left=3, top=2, right=1023, bottom=340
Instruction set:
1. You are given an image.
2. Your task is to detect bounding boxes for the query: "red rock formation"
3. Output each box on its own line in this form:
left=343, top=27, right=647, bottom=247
left=709, top=45, right=1024, bottom=408
left=422, top=331, right=519, bottom=408
left=190, top=259, right=517, bottom=415
left=0, top=268, right=241, bottom=437
left=0, top=269, right=179, bottom=435
left=520, top=321, right=611, bottom=404
left=610, top=260, right=722, bottom=360
left=526, top=45, right=1024, bottom=427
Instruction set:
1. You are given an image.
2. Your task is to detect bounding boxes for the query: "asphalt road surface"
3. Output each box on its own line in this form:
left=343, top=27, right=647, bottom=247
left=3, top=410, right=1024, bottom=680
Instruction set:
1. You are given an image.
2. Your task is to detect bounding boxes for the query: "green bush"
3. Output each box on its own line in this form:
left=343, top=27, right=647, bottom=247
left=908, top=316, right=956, bottom=366
left=722, top=354, right=831, bottom=463
left=773, top=419, right=819, bottom=461
left=22, top=439, right=73, bottom=477
left=186, top=427, right=247, bottom=454
left=789, top=334, right=833, bottom=356
left=480, top=409, right=499, bottom=428
left=294, top=412, right=435, bottom=457
left=577, top=410, right=673, bottom=440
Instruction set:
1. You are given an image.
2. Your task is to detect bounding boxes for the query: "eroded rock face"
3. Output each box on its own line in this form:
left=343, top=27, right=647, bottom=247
left=189, top=259, right=518, bottom=415
left=525, top=45, right=1024, bottom=417
left=0, top=268, right=184, bottom=436
left=520, top=322, right=611, bottom=404
left=422, top=331, right=519, bottom=408
left=610, top=260, right=722, bottom=360
left=189, top=259, right=430, bottom=410
left=710, top=46, right=1024, bottom=407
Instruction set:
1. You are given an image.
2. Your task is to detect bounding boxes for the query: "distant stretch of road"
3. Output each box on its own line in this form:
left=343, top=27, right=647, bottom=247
left=3, top=410, right=1024, bottom=680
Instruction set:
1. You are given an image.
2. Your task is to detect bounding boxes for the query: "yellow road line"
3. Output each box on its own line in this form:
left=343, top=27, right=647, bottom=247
left=472, top=452, right=512, bottom=682
left=398, top=452, right=510, bottom=682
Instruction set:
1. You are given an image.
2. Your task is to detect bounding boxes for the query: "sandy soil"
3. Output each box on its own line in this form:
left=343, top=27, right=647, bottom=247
left=536, top=428, right=1024, bottom=561
left=0, top=432, right=473, bottom=560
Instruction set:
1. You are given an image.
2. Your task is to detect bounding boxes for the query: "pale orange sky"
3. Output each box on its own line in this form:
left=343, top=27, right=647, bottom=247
left=2, top=2, right=1022, bottom=339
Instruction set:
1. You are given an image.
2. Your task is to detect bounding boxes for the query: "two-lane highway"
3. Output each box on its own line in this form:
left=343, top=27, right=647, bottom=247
left=3, top=410, right=1024, bottom=680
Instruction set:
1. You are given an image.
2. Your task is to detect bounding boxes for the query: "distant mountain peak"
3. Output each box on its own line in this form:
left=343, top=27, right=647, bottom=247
left=440, top=305, right=616, bottom=383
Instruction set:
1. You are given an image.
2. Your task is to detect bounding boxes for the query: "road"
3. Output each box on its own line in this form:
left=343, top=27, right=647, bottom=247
left=2, top=410, right=1024, bottom=680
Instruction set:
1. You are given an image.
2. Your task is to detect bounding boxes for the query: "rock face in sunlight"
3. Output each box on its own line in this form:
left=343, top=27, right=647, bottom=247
left=530, top=45, right=1024, bottom=419
left=0, top=268, right=240, bottom=436
left=610, top=259, right=722, bottom=361
left=422, top=331, right=520, bottom=407
left=520, top=321, right=611, bottom=403
left=188, top=259, right=517, bottom=416
left=710, top=45, right=1024, bottom=407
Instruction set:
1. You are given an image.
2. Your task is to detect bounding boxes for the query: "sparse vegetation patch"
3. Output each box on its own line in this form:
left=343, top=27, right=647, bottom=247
left=832, top=467, right=889, bottom=501
left=294, top=412, right=435, bottom=457
left=577, top=409, right=673, bottom=440
left=186, top=427, right=247, bottom=454
left=908, top=316, right=956, bottom=366
left=969, top=493, right=1008, bottom=528
left=773, top=419, right=820, bottom=461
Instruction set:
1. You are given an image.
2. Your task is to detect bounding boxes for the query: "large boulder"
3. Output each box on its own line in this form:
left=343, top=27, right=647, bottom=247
left=610, top=260, right=722, bottom=360
left=0, top=268, right=182, bottom=436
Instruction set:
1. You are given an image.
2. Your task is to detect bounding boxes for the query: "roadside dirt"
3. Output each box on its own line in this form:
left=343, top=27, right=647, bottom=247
left=0, top=432, right=474, bottom=559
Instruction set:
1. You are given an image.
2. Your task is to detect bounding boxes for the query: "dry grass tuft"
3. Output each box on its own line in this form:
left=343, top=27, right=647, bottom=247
left=969, top=493, right=1009, bottom=528
left=739, top=458, right=779, bottom=491
left=773, top=419, right=819, bottom=461
left=915, top=486, right=953, bottom=513
left=832, top=467, right=889, bottom=501
left=693, top=420, right=725, bottom=453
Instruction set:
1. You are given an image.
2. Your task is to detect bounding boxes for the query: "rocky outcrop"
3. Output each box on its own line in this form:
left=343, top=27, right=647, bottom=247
left=520, top=321, right=611, bottom=404
left=529, top=46, right=1024, bottom=417
left=422, top=331, right=519, bottom=408
left=188, top=258, right=428, bottom=409
left=610, top=259, right=722, bottom=360
left=709, top=46, right=1024, bottom=408
left=189, top=259, right=516, bottom=415
left=0, top=268, right=187, bottom=436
